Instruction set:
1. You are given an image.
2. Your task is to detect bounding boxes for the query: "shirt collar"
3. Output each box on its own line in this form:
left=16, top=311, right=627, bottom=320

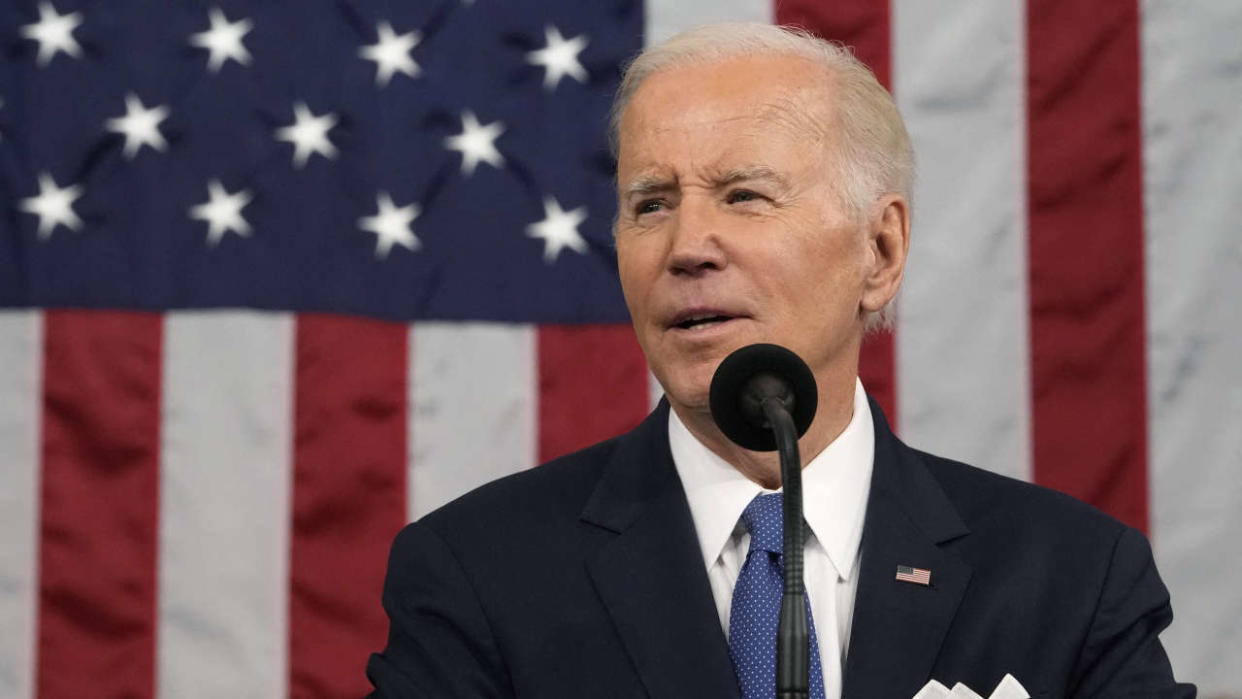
left=669, top=378, right=874, bottom=581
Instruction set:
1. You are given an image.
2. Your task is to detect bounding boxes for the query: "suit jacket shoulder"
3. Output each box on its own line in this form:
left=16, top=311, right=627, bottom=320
left=419, top=432, right=621, bottom=548
left=918, top=445, right=1129, bottom=566
left=846, top=401, right=1194, bottom=697
left=369, top=432, right=632, bottom=697
left=368, top=404, right=739, bottom=698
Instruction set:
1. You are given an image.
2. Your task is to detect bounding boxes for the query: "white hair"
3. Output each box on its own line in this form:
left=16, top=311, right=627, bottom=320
left=609, top=23, right=915, bottom=330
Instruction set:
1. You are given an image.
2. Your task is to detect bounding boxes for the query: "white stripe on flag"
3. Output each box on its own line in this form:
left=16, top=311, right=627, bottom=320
left=1141, top=1, right=1242, bottom=689
left=409, top=323, right=536, bottom=520
left=0, top=311, right=41, bottom=699
left=644, top=0, right=772, bottom=46
left=893, top=0, right=1031, bottom=481
left=158, top=312, right=293, bottom=699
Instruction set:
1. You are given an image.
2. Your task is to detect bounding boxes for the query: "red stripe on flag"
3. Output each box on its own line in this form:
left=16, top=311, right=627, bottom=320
left=1026, top=1, right=1148, bottom=532
left=858, top=333, right=896, bottom=431
left=290, top=315, right=407, bottom=698
left=775, top=0, right=898, bottom=428
left=37, top=310, right=162, bottom=699
left=773, top=0, right=891, bottom=87
left=538, top=324, right=649, bottom=463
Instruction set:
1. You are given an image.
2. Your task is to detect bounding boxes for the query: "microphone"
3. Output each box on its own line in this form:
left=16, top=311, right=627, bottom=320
left=710, top=344, right=818, bottom=699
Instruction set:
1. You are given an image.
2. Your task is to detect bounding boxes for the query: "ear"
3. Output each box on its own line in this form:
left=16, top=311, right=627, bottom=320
left=860, top=194, right=910, bottom=314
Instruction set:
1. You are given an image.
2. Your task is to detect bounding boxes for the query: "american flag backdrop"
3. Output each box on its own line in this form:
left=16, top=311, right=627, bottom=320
left=0, top=0, right=1239, bottom=696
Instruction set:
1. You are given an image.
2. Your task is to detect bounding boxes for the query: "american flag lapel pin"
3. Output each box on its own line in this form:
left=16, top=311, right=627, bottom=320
left=895, top=564, right=931, bottom=586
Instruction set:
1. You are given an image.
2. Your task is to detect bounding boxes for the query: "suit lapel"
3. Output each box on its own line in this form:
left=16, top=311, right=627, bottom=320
left=581, top=402, right=741, bottom=699
left=843, top=398, right=973, bottom=698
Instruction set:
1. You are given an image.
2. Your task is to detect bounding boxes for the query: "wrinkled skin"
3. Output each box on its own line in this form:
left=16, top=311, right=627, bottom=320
left=614, top=54, right=909, bottom=487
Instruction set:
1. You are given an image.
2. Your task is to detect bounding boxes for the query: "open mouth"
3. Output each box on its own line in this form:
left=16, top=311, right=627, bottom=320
left=673, top=314, right=735, bottom=330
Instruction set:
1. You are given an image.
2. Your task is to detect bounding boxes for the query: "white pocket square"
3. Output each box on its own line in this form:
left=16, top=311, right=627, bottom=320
left=912, top=680, right=951, bottom=699
left=912, top=674, right=1030, bottom=699
left=988, top=674, right=1031, bottom=699
left=948, top=682, right=985, bottom=699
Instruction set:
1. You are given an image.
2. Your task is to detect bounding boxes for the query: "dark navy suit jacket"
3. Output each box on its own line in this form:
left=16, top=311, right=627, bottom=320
left=367, top=398, right=1194, bottom=697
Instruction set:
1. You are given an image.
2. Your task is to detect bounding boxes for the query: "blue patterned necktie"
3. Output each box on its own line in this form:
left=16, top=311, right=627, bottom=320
left=728, top=492, right=826, bottom=699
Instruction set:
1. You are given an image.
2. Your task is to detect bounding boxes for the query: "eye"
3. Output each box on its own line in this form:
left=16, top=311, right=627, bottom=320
left=635, top=199, right=665, bottom=215
left=726, top=189, right=763, bottom=204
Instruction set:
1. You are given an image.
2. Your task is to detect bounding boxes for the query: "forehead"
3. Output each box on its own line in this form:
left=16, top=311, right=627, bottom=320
left=617, top=54, right=834, bottom=170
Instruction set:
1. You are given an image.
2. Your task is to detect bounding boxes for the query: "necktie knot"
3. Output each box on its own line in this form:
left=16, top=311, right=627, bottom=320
left=742, top=492, right=785, bottom=555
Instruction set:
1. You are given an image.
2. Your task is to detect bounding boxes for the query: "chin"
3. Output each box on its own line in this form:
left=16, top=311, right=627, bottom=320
left=658, top=359, right=717, bottom=414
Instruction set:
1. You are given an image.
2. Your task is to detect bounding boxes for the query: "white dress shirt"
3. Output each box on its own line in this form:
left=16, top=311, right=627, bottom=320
left=668, top=378, right=874, bottom=699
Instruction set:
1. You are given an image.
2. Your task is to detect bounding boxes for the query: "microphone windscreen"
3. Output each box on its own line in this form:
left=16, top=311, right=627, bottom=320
left=709, top=343, right=817, bottom=451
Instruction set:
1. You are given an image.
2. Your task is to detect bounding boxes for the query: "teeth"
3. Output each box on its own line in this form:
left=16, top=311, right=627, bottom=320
left=677, top=314, right=730, bottom=329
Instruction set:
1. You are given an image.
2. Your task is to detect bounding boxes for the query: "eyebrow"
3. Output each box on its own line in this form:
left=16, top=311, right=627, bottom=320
left=622, top=175, right=677, bottom=199
left=714, top=165, right=789, bottom=189
left=620, top=165, right=791, bottom=201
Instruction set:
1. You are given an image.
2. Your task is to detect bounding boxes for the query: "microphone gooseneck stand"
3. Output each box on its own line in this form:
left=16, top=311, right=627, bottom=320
left=709, top=344, right=819, bottom=699
left=762, top=396, right=810, bottom=699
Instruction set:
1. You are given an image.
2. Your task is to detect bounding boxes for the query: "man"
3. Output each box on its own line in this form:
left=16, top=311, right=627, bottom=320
left=367, top=23, right=1194, bottom=698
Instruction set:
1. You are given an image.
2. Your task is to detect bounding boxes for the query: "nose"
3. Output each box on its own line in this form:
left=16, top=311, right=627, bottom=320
left=667, top=198, right=727, bottom=277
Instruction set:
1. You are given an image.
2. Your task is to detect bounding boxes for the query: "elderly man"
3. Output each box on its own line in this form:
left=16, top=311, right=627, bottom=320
left=367, top=23, right=1193, bottom=698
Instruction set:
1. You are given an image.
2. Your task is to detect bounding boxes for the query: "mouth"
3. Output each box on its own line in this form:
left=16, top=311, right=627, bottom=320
left=668, top=309, right=743, bottom=332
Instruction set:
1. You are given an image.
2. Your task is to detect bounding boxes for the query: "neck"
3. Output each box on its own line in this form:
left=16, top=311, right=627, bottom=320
left=673, top=368, right=858, bottom=490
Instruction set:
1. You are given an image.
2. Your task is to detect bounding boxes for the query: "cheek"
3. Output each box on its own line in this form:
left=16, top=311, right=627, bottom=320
left=616, top=240, right=658, bottom=319
left=775, top=232, right=866, bottom=317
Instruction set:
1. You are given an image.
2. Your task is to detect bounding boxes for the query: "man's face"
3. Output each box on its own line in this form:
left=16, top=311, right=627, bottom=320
left=615, top=54, right=871, bottom=415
